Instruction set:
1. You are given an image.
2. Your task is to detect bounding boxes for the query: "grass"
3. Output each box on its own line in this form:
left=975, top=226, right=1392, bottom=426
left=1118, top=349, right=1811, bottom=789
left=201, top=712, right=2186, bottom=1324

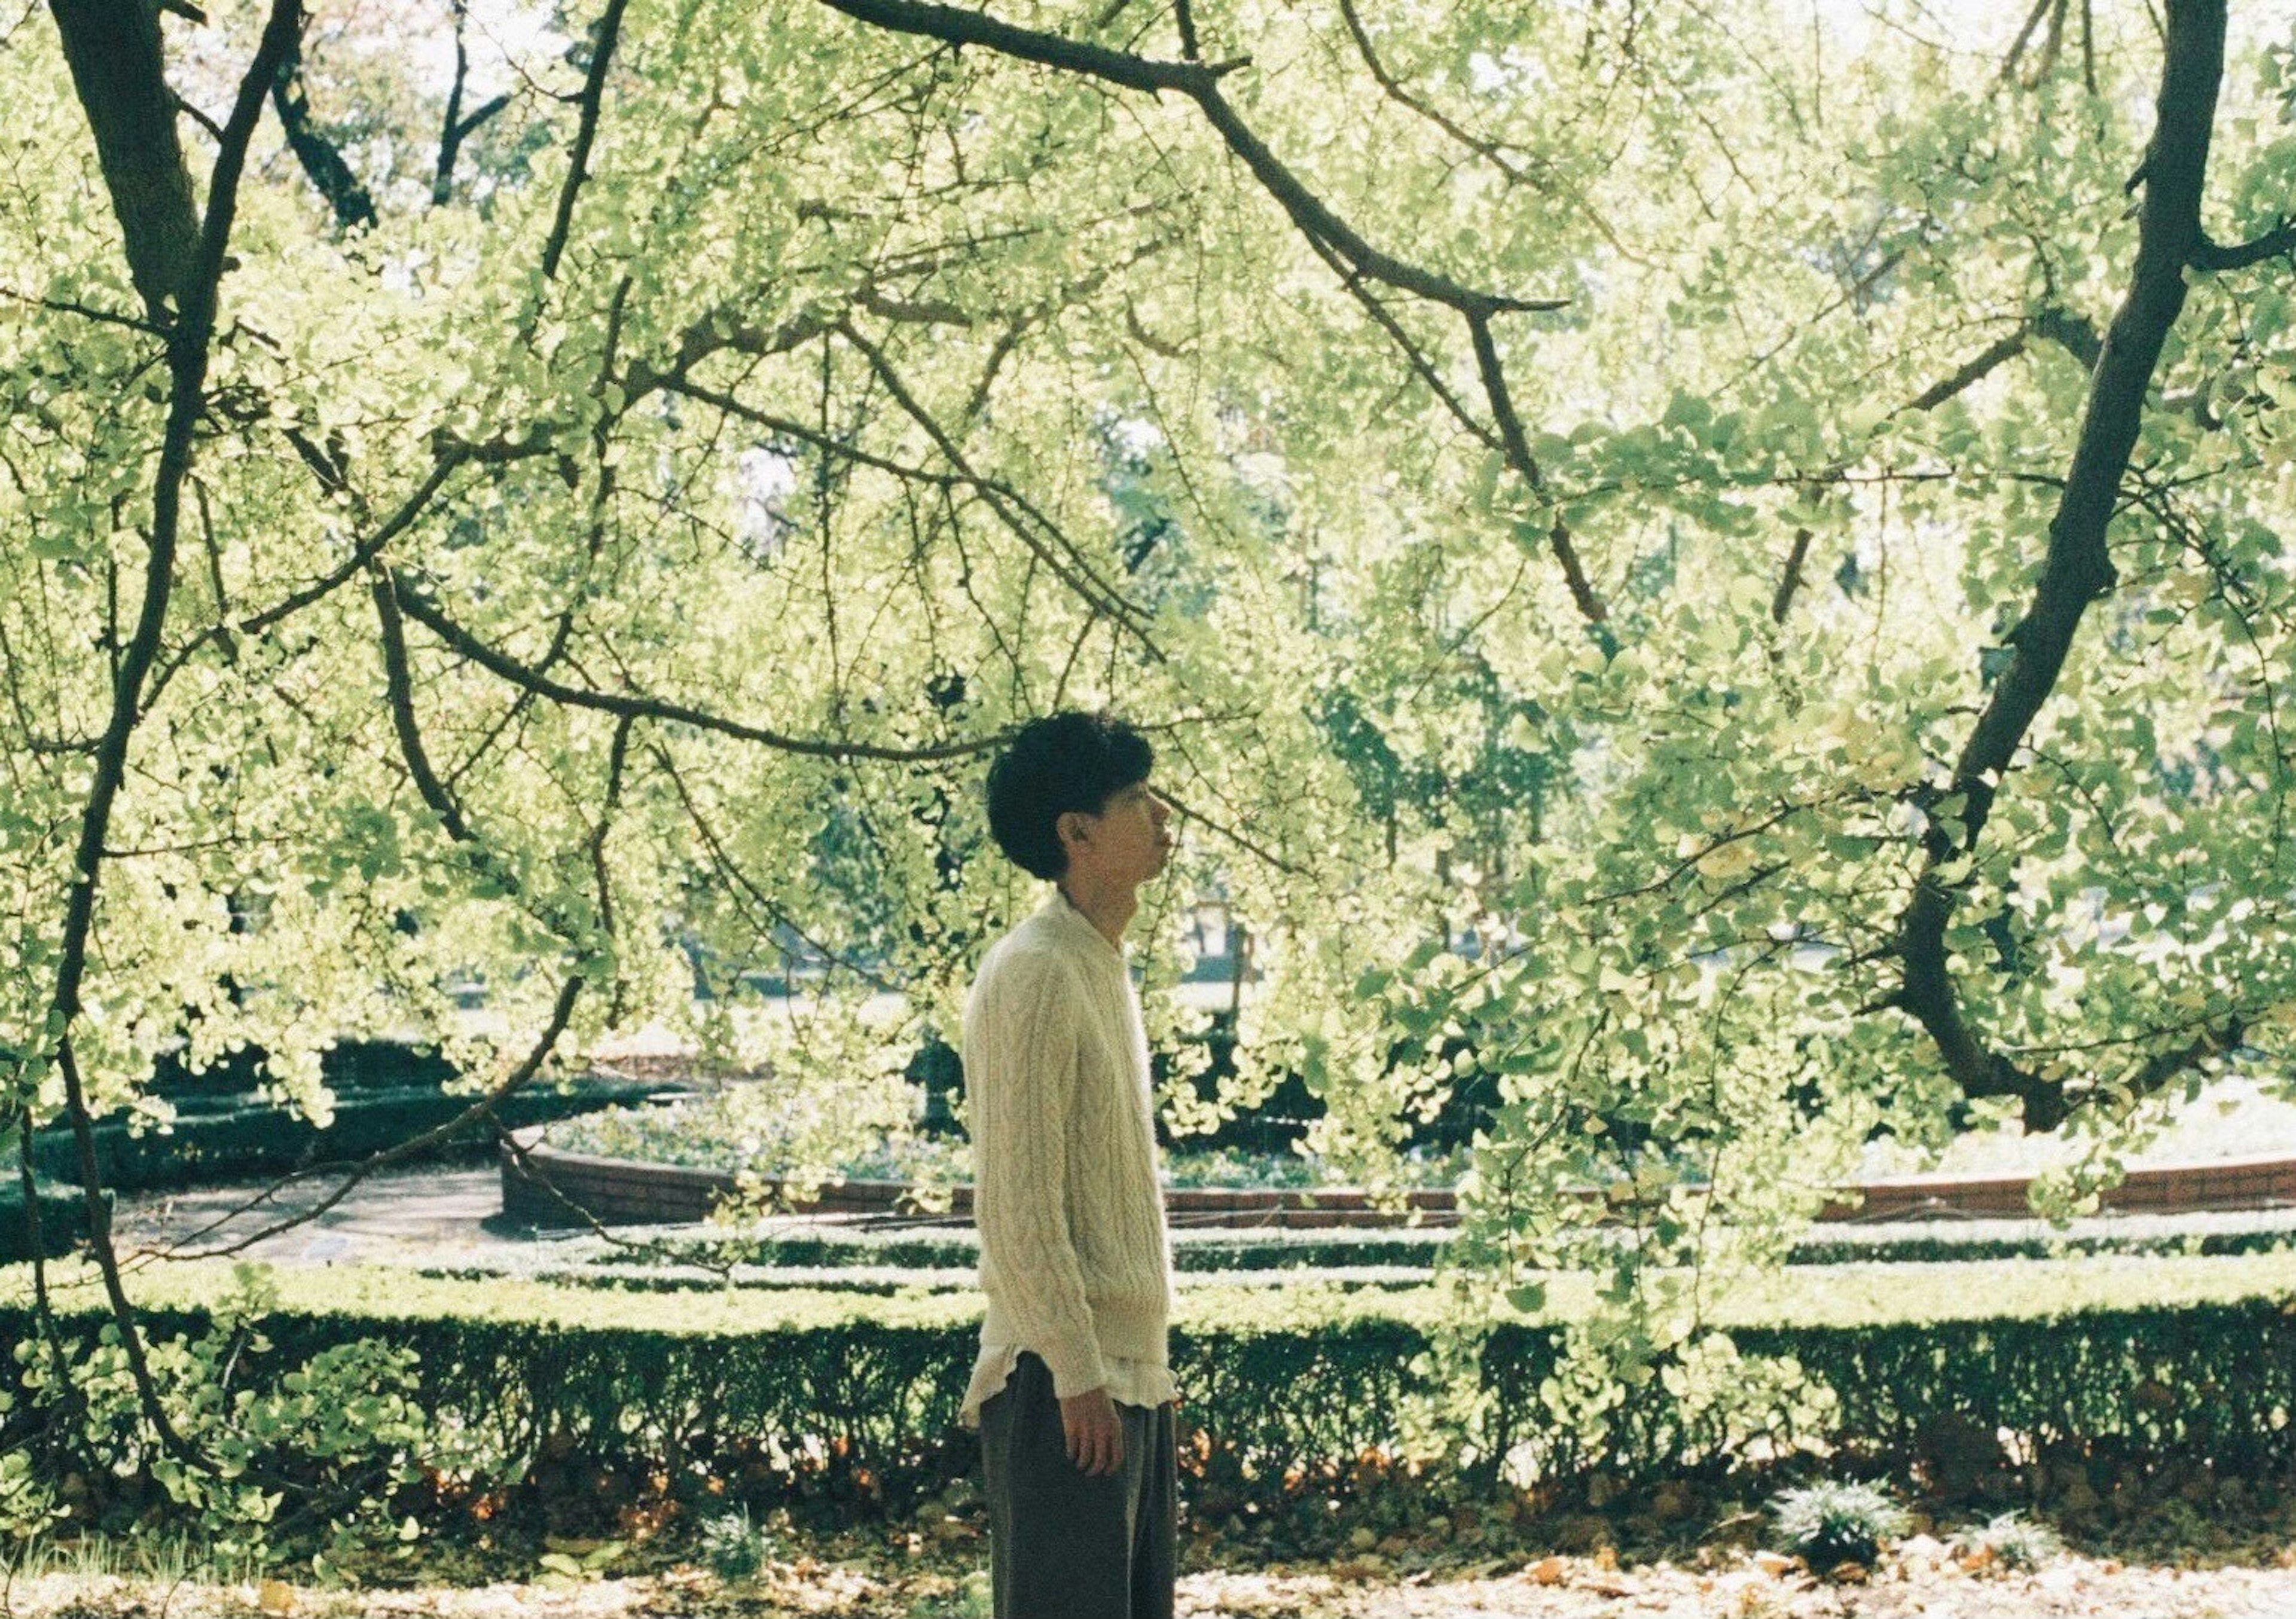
left=0, top=1528, right=270, bottom=1589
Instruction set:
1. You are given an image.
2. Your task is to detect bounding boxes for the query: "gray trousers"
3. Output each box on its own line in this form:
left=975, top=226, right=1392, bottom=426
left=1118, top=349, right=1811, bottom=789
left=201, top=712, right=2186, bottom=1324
left=979, top=1350, right=1177, bottom=1619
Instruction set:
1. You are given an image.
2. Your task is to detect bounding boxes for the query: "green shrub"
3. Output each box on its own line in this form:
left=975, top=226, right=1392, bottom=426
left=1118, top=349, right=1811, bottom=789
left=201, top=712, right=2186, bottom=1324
left=0, top=1185, right=103, bottom=1264
left=518, top=1209, right=2296, bottom=1287
left=24, top=1075, right=660, bottom=1198
left=1769, top=1480, right=1910, bottom=1569
left=1785, top=1209, right=2296, bottom=1267
left=4, top=1264, right=459, bottom=1556
left=615, top=1221, right=1457, bottom=1276
left=1962, top=1510, right=2063, bottom=1571
left=694, top=1505, right=777, bottom=1578
left=10, top=1252, right=2296, bottom=1540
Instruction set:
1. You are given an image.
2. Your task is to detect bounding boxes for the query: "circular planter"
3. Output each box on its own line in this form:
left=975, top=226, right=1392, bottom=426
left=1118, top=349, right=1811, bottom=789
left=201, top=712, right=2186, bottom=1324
left=498, top=1127, right=1457, bottom=1230
left=498, top=1126, right=2296, bottom=1230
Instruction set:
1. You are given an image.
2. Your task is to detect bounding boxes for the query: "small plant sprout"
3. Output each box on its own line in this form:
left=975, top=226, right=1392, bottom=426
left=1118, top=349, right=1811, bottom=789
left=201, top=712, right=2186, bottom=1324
left=1963, top=1510, right=2064, bottom=1571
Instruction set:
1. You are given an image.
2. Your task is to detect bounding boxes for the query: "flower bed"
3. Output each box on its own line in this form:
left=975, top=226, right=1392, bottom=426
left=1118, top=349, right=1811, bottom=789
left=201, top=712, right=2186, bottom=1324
left=500, top=1126, right=1464, bottom=1229
left=502, top=1108, right=2296, bottom=1232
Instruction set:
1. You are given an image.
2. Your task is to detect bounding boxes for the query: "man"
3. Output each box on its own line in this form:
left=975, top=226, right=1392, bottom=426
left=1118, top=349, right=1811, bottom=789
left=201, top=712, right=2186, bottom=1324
left=958, top=710, right=1181, bottom=1619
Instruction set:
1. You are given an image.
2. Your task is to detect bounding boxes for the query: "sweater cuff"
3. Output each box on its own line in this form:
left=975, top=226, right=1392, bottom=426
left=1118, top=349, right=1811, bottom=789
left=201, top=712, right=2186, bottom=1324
left=1035, top=1331, right=1110, bottom=1400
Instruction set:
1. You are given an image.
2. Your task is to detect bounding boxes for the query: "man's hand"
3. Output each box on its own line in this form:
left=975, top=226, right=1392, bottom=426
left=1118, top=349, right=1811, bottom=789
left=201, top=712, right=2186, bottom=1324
left=1058, top=1385, right=1123, bottom=1477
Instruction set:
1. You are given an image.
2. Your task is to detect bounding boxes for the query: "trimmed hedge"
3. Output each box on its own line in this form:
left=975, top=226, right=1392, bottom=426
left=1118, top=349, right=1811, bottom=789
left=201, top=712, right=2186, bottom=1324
left=412, top=1258, right=1437, bottom=1298
left=615, top=1222, right=1458, bottom=1274
left=23, top=1076, right=667, bottom=1199
left=555, top=1208, right=2296, bottom=1279
left=0, top=1186, right=102, bottom=1262
left=1788, top=1214, right=2296, bottom=1267
left=143, top=1038, right=458, bottom=1101
left=9, top=1253, right=2296, bottom=1523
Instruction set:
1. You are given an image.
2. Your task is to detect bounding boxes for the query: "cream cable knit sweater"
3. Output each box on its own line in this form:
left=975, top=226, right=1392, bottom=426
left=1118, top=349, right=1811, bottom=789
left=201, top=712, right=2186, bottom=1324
left=957, top=891, right=1176, bottom=1429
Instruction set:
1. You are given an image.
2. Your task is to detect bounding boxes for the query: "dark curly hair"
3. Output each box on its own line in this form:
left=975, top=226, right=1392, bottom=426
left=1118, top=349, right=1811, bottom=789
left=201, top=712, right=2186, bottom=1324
left=984, top=711, right=1155, bottom=881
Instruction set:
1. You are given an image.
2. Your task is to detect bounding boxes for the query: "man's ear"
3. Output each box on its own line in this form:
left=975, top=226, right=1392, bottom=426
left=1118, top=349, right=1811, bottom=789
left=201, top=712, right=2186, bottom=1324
left=1055, top=808, right=1087, bottom=854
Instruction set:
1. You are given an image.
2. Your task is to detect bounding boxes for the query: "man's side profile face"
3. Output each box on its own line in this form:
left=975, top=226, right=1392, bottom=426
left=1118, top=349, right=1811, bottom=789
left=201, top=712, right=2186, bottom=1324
left=1056, top=779, right=1176, bottom=888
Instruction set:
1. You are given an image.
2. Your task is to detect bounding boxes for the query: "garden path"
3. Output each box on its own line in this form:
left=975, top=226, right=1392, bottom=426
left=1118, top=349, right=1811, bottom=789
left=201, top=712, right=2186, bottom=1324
left=111, top=1163, right=558, bottom=1266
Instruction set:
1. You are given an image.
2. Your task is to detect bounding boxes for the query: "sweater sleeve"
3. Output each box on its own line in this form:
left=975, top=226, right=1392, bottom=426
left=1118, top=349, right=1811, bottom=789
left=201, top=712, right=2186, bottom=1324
left=967, top=947, right=1108, bottom=1398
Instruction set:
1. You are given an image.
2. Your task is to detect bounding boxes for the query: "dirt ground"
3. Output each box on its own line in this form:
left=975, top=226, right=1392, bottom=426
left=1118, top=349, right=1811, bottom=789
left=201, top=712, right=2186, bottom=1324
left=12, top=1538, right=2296, bottom=1619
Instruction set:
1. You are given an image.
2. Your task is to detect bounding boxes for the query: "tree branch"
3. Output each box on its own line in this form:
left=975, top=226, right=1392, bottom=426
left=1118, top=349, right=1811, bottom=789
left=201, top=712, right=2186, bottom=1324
left=269, top=19, right=377, bottom=230
left=1888, top=0, right=2226, bottom=1131
left=1171, top=0, right=1198, bottom=58
left=47, top=0, right=202, bottom=320
left=142, top=441, right=542, bottom=711
left=833, top=320, right=1165, bottom=647
left=1770, top=527, right=1812, bottom=624
left=2192, top=220, right=2296, bottom=271
left=1901, top=329, right=2030, bottom=413
left=818, top=0, right=1238, bottom=95
left=162, top=975, right=585, bottom=1260
left=384, top=570, right=1015, bottom=762
left=432, top=0, right=509, bottom=205
left=1176, top=75, right=1561, bottom=319
left=2029, top=305, right=2103, bottom=370
left=811, top=0, right=1599, bottom=625
left=651, top=740, right=903, bottom=993
left=370, top=565, right=482, bottom=848
left=1334, top=0, right=1538, bottom=190
left=1467, top=311, right=1607, bottom=621
left=539, top=0, right=631, bottom=281
left=43, top=0, right=304, bottom=1473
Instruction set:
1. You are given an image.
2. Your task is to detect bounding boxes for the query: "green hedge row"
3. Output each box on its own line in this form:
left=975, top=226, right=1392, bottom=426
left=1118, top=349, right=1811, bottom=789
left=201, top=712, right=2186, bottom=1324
left=23, top=1076, right=662, bottom=1201
left=141, top=1038, right=459, bottom=1101
left=625, top=1222, right=1459, bottom=1275
left=0, top=1186, right=102, bottom=1263
left=583, top=1209, right=2296, bottom=1279
left=10, top=1254, right=2296, bottom=1523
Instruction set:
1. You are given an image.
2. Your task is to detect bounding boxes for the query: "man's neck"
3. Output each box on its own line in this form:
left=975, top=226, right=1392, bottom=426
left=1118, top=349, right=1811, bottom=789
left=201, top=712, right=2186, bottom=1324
left=1057, top=873, right=1137, bottom=949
